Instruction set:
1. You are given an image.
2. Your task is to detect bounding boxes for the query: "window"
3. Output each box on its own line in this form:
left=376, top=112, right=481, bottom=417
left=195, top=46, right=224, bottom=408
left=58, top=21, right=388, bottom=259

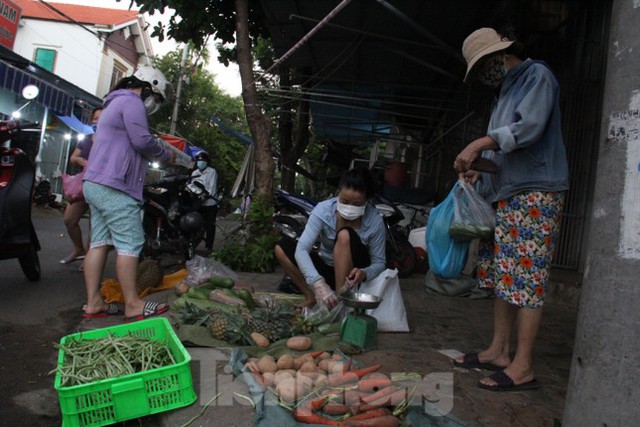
left=109, top=61, right=127, bottom=90
left=34, top=48, right=56, bottom=72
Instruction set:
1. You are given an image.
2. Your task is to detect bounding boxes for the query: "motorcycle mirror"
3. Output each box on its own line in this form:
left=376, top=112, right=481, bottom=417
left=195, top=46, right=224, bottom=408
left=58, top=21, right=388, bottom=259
left=22, top=85, right=39, bottom=100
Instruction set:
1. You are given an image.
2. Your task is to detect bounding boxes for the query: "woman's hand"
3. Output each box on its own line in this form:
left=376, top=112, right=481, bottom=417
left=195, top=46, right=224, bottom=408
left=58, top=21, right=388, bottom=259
left=459, top=170, right=481, bottom=185
left=454, top=136, right=499, bottom=172
left=346, top=268, right=367, bottom=287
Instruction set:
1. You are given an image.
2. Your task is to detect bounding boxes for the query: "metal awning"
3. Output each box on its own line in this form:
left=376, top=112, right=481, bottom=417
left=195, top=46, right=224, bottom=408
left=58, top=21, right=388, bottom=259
left=0, top=62, right=75, bottom=115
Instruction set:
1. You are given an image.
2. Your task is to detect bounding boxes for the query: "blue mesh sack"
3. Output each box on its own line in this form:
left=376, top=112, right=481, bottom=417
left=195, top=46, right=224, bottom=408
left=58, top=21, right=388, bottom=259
left=426, top=183, right=470, bottom=278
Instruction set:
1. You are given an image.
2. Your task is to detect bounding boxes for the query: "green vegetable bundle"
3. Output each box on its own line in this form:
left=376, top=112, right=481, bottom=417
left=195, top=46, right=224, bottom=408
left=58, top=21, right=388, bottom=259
left=52, top=333, right=175, bottom=387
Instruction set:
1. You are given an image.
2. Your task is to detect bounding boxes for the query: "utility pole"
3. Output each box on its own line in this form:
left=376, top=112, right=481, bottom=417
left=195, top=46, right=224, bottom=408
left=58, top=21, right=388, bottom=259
left=170, top=44, right=189, bottom=135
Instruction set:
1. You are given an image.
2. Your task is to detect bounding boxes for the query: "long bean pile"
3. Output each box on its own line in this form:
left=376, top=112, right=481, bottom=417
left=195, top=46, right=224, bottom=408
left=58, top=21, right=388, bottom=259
left=53, top=333, right=175, bottom=387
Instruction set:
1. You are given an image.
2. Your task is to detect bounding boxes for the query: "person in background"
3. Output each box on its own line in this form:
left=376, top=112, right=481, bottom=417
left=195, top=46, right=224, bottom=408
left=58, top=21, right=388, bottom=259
left=191, top=151, right=219, bottom=251
left=81, top=66, right=175, bottom=321
left=452, top=28, right=569, bottom=391
left=275, top=168, right=386, bottom=308
left=59, top=107, right=102, bottom=270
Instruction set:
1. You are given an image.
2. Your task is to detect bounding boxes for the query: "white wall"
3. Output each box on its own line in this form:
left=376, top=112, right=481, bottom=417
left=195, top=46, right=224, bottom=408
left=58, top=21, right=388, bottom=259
left=13, top=19, right=136, bottom=98
left=13, top=19, right=103, bottom=95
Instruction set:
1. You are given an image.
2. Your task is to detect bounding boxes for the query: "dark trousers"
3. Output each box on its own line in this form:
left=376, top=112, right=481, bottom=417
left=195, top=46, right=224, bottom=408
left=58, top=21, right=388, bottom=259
left=200, top=204, right=219, bottom=250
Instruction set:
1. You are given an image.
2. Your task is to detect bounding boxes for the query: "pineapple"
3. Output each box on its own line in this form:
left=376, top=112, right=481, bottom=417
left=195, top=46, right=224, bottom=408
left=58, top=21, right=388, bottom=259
left=209, top=315, right=228, bottom=340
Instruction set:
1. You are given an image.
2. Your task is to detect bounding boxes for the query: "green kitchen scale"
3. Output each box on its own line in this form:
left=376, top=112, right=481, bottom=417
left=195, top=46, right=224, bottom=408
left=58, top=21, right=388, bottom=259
left=339, top=292, right=382, bottom=350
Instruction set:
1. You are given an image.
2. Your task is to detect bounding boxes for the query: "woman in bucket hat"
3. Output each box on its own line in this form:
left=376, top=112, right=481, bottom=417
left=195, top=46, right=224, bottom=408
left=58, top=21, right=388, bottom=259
left=452, top=28, right=569, bottom=391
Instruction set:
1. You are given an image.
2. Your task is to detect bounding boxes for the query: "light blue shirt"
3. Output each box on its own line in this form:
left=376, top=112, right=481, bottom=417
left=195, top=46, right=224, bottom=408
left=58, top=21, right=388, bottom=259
left=294, top=197, right=386, bottom=286
left=483, top=59, right=569, bottom=202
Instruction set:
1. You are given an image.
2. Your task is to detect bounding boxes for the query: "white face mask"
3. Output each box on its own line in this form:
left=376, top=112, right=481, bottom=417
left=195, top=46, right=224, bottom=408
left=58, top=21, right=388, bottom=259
left=336, top=200, right=366, bottom=220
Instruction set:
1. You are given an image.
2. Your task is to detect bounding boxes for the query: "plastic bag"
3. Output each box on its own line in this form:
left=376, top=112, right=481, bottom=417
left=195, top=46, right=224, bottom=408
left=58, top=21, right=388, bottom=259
left=449, top=180, right=495, bottom=242
left=302, top=301, right=347, bottom=326
left=363, top=269, right=409, bottom=332
left=426, top=183, right=470, bottom=279
left=184, top=255, right=239, bottom=286
left=61, top=170, right=85, bottom=203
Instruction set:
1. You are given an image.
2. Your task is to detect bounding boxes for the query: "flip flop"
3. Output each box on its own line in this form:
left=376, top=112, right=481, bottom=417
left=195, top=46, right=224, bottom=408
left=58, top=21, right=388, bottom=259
left=478, top=370, right=539, bottom=392
left=124, top=300, right=169, bottom=323
left=83, top=303, right=121, bottom=319
left=59, top=254, right=86, bottom=264
left=453, top=352, right=504, bottom=371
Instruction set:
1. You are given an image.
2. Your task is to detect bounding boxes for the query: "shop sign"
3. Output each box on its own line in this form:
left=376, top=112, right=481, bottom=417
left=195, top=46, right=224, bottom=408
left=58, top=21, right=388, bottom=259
left=0, top=0, right=21, bottom=49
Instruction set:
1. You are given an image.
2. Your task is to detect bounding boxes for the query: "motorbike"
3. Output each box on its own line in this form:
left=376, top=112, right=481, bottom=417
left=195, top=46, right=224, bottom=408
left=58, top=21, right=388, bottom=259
left=274, top=189, right=417, bottom=277
left=0, top=115, right=42, bottom=280
left=142, top=173, right=208, bottom=261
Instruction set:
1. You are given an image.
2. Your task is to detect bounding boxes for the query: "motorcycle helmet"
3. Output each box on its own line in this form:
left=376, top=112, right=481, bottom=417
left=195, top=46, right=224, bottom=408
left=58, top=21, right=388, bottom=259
left=133, top=66, right=173, bottom=101
left=179, top=211, right=204, bottom=232
left=195, top=151, right=210, bottom=162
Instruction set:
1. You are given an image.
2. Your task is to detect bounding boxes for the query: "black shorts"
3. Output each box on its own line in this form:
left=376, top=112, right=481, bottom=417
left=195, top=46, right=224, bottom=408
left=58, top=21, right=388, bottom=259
left=277, top=227, right=371, bottom=289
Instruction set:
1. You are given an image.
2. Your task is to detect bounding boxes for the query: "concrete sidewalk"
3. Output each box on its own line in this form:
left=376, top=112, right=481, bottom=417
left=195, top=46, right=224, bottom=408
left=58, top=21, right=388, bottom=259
left=154, top=268, right=578, bottom=427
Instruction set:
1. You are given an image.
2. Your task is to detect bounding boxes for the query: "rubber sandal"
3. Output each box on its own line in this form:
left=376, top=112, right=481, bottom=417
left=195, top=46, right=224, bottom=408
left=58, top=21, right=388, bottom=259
left=124, top=300, right=169, bottom=323
left=83, top=303, right=121, bottom=319
left=453, top=352, right=505, bottom=371
left=59, top=254, right=86, bottom=264
left=478, top=370, right=539, bottom=392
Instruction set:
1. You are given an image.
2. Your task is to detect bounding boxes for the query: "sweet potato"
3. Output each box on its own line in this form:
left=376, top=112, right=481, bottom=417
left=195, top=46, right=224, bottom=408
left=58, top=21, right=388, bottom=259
left=287, top=336, right=312, bottom=351
left=276, top=354, right=295, bottom=370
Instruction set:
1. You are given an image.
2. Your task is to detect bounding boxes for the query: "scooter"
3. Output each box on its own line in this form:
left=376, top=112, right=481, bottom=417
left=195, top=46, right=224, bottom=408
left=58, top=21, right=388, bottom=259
left=142, top=173, right=207, bottom=261
left=0, top=86, right=43, bottom=281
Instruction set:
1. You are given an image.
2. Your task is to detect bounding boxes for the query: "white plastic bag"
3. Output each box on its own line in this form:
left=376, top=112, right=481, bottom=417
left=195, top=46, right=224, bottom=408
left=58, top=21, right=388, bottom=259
left=362, top=269, right=409, bottom=332
left=450, top=180, right=495, bottom=242
left=184, top=255, right=239, bottom=286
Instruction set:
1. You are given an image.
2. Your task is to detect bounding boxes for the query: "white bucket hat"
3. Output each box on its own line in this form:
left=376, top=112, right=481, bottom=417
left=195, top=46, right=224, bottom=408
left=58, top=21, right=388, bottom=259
left=462, top=28, right=514, bottom=83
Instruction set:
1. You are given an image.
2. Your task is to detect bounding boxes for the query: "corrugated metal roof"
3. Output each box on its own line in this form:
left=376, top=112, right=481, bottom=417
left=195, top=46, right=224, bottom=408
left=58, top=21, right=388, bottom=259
left=14, top=0, right=139, bottom=27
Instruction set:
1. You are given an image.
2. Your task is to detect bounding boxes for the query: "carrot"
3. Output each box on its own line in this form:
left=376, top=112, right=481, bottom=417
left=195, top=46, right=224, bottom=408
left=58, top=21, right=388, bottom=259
left=344, top=415, right=399, bottom=426
left=293, top=408, right=343, bottom=425
left=352, top=389, right=408, bottom=413
left=328, top=371, right=359, bottom=387
left=322, top=404, right=351, bottom=415
left=350, top=364, right=381, bottom=379
left=305, top=396, right=330, bottom=411
left=357, top=377, right=392, bottom=393
left=339, top=390, right=368, bottom=406
left=346, top=408, right=392, bottom=421
left=360, top=386, right=396, bottom=403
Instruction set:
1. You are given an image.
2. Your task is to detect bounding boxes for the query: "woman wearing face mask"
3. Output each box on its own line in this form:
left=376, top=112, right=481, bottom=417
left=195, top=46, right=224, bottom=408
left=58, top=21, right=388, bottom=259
left=81, top=66, right=176, bottom=321
left=190, top=151, right=219, bottom=251
left=59, top=107, right=102, bottom=270
left=452, top=28, right=568, bottom=391
left=275, top=168, right=386, bottom=308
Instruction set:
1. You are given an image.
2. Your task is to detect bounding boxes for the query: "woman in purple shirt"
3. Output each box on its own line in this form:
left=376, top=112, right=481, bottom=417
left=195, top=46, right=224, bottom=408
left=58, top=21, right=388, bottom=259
left=59, top=107, right=101, bottom=269
left=81, top=66, right=174, bottom=321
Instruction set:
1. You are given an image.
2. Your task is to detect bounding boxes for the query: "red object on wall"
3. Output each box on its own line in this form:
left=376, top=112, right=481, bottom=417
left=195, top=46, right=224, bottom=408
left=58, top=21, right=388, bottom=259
left=0, top=0, right=22, bottom=49
left=384, top=161, right=408, bottom=188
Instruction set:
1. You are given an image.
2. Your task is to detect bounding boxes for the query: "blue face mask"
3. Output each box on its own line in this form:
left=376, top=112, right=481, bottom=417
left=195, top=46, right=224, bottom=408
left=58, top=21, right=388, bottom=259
left=196, top=161, right=207, bottom=170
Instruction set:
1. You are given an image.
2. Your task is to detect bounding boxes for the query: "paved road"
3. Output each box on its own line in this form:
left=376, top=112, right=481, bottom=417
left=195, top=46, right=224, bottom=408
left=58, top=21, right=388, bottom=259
left=0, top=206, right=113, bottom=426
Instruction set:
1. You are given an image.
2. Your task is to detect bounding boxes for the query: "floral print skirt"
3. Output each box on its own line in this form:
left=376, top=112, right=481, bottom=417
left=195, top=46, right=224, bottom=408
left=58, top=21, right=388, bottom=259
left=477, top=191, right=565, bottom=308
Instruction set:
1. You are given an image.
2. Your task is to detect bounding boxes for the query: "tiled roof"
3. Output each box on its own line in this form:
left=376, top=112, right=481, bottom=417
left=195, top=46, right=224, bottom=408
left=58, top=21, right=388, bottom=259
left=13, top=0, right=140, bottom=27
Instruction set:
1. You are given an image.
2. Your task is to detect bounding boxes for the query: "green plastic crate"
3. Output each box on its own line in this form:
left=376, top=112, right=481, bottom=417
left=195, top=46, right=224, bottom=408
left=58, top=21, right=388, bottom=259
left=54, top=317, right=197, bottom=427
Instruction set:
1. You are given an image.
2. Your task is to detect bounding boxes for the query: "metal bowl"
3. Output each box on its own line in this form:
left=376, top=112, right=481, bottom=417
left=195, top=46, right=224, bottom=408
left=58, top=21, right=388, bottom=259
left=340, top=292, right=382, bottom=310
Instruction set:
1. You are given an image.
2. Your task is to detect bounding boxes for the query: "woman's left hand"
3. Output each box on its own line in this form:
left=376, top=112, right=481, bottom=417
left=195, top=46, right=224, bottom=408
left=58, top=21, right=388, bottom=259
left=346, top=268, right=367, bottom=287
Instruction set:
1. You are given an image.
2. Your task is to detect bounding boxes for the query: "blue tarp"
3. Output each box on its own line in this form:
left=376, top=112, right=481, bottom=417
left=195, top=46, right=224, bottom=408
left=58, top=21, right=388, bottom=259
left=56, top=114, right=94, bottom=135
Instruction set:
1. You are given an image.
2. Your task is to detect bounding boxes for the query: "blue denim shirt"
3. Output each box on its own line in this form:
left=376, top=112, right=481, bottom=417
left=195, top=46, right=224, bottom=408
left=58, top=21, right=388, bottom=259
left=482, top=59, right=569, bottom=202
left=295, top=197, right=386, bottom=286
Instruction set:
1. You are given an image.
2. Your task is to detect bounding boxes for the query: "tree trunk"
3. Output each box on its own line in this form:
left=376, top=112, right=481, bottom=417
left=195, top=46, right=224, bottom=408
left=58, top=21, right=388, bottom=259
left=235, top=0, right=274, bottom=199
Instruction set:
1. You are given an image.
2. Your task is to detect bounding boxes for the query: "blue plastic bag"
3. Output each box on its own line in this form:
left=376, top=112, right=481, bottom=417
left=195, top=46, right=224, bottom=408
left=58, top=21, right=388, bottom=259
left=426, top=183, right=470, bottom=278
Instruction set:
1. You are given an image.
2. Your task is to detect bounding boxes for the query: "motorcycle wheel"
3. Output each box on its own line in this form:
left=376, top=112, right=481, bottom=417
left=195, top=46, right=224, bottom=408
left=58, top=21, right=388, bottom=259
left=19, top=245, right=41, bottom=281
left=386, top=232, right=416, bottom=278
